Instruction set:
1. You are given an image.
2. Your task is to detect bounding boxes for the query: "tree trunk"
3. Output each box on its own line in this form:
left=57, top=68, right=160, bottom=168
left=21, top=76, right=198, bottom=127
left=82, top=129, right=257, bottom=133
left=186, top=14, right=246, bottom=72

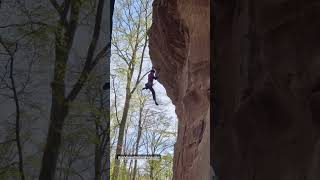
left=39, top=103, right=69, bottom=179
left=94, top=88, right=107, bottom=180
left=128, top=159, right=133, bottom=180
left=8, top=45, right=25, bottom=180
left=94, top=143, right=102, bottom=180
left=112, top=91, right=132, bottom=180
left=39, top=0, right=106, bottom=178
left=132, top=104, right=144, bottom=180
left=39, top=20, right=71, bottom=179
left=150, top=161, right=154, bottom=180
left=121, top=126, right=129, bottom=180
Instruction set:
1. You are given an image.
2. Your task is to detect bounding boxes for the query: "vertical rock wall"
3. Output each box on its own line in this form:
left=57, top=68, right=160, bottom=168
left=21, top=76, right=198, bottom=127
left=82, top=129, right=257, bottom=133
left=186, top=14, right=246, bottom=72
left=213, top=0, right=320, bottom=179
left=149, top=0, right=210, bottom=179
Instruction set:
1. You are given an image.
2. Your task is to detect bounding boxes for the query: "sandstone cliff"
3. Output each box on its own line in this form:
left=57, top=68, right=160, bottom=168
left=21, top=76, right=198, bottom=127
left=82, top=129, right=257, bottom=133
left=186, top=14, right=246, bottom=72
left=213, top=0, right=320, bottom=179
left=148, top=0, right=210, bottom=179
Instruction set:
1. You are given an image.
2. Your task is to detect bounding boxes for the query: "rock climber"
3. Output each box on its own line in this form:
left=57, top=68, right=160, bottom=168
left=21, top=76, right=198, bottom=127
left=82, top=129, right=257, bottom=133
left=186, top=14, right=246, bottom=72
left=142, top=68, right=159, bottom=105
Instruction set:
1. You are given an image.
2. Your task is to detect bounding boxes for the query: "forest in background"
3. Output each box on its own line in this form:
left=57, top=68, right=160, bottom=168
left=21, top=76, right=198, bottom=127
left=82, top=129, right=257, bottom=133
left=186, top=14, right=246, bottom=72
left=110, top=0, right=177, bottom=179
left=0, top=0, right=110, bottom=179
left=0, top=0, right=177, bottom=179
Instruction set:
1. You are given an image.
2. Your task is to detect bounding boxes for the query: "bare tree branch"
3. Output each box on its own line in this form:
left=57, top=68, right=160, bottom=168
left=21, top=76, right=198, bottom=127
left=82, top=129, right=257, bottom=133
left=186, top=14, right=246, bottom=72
left=130, top=36, right=148, bottom=94
left=0, top=21, right=48, bottom=29
left=49, top=0, right=63, bottom=14
left=111, top=75, right=121, bottom=125
left=0, top=37, right=25, bottom=180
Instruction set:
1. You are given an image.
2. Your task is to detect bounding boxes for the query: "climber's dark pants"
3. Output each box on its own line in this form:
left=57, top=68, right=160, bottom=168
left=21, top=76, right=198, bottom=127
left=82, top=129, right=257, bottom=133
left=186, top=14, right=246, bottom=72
left=143, top=82, right=157, bottom=103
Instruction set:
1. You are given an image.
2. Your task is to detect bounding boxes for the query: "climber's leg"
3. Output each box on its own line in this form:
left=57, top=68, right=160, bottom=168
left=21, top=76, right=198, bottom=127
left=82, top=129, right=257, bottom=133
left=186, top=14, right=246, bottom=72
left=149, top=87, right=158, bottom=105
left=142, top=83, right=150, bottom=90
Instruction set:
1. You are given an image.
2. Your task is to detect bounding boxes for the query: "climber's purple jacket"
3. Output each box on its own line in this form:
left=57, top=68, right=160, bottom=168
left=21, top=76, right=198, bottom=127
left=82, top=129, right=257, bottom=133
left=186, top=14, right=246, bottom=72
left=148, top=71, right=156, bottom=83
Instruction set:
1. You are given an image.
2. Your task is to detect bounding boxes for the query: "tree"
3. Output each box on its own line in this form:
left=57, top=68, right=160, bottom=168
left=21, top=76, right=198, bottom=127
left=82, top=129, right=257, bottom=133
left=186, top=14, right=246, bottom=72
left=111, top=0, right=152, bottom=179
left=0, top=0, right=113, bottom=179
left=142, top=113, right=176, bottom=180
left=0, top=3, right=49, bottom=177
left=0, top=38, right=26, bottom=180
left=132, top=94, right=148, bottom=180
left=84, top=73, right=110, bottom=180
left=38, top=0, right=109, bottom=179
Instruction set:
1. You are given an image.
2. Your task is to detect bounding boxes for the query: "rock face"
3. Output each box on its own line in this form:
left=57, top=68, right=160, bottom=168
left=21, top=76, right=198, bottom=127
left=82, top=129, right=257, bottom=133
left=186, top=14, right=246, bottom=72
left=149, top=0, right=210, bottom=179
left=213, top=0, right=320, bottom=179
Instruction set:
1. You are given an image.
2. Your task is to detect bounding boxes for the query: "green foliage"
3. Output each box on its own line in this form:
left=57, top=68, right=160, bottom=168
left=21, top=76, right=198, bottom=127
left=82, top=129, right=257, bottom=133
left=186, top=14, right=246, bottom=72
left=0, top=0, right=111, bottom=179
left=25, top=155, right=42, bottom=170
left=0, top=167, right=20, bottom=180
left=111, top=0, right=177, bottom=171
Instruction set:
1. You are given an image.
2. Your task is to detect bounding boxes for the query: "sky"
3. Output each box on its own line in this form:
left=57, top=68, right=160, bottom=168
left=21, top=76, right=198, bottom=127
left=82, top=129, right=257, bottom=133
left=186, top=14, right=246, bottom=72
left=110, top=0, right=178, bottom=174
left=110, top=50, right=178, bottom=170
